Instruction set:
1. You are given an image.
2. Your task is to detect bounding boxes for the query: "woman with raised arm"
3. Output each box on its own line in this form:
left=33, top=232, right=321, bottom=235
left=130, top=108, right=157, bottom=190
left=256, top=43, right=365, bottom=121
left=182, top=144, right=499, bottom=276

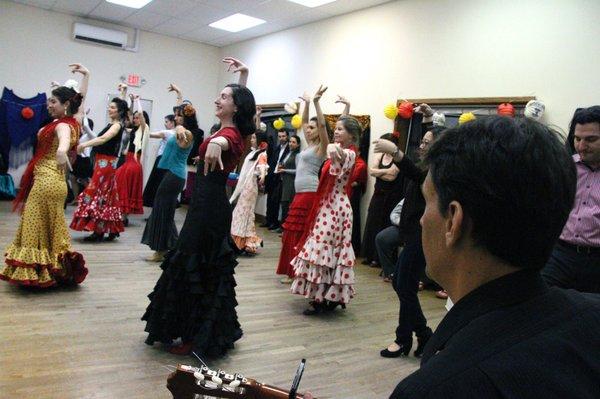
left=70, top=85, right=128, bottom=242
left=1, top=64, right=89, bottom=287
left=142, top=57, right=255, bottom=357
left=114, top=93, right=148, bottom=227
left=141, top=105, right=194, bottom=262
left=230, top=107, right=269, bottom=255
left=290, top=89, right=360, bottom=315
left=275, top=86, right=329, bottom=283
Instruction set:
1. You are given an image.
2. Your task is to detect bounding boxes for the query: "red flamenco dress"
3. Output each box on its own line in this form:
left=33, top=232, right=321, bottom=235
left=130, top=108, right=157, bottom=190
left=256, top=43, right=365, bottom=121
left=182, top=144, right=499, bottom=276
left=115, top=126, right=144, bottom=215
left=70, top=122, right=125, bottom=235
left=290, top=147, right=357, bottom=305
left=1, top=117, right=88, bottom=287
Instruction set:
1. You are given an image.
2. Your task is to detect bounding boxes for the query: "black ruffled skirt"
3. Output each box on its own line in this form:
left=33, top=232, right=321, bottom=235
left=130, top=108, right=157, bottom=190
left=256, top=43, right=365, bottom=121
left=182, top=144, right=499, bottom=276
left=142, top=163, right=242, bottom=358
left=142, top=156, right=167, bottom=207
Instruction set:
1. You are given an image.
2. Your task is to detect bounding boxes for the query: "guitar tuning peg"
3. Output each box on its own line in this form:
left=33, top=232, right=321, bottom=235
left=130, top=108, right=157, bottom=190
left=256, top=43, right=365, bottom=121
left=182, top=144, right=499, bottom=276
left=193, top=371, right=205, bottom=382
left=211, top=376, right=223, bottom=386
left=228, top=380, right=241, bottom=388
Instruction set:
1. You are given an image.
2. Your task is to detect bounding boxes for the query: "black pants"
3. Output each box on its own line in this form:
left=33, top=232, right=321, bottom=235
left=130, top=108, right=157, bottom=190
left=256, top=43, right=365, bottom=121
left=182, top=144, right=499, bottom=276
left=393, top=238, right=429, bottom=345
left=376, top=226, right=402, bottom=278
left=266, top=180, right=282, bottom=227
left=542, top=241, right=600, bottom=294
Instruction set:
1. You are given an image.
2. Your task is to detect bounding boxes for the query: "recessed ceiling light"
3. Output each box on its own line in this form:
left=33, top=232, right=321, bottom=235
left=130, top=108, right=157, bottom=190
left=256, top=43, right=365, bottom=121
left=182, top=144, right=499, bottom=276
left=209, top=13, right=266, bottom=33
left=287, top=0, right=338, bottom=7
left=105, top=0, right=153, bottom=9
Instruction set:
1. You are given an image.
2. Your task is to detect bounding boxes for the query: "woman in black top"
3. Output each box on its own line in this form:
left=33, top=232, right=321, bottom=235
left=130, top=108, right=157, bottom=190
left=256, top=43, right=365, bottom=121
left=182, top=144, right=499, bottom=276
left=375, top=122, right=445, bottom=358
left=70, top=97, right=128, bottom=241
left=277, top=134, right=301, bottom=224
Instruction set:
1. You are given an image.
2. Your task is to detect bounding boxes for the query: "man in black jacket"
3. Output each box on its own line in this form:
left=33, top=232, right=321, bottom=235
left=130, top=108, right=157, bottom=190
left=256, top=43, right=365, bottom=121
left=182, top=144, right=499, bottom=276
left=264, top=128, right=289, bottom=230
left=388, top=116, right=600, bottom=398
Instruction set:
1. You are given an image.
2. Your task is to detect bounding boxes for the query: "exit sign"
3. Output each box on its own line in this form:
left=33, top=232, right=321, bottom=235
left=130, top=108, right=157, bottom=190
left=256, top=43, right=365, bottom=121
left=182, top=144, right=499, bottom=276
left=127, top=74, right=141, bottom=87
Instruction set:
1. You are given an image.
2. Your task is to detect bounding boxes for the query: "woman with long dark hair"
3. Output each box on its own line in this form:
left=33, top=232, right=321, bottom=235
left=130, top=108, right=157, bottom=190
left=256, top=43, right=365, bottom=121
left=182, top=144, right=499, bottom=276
left=290, top=93, right=360, bottom=315
left=142, top=57, right=256, bottom=357
left=115, top=94, right=148, bottom=226
left=141, top=104, right=195, bottom=262
left=277, top=134, right=301, bottom=225
left=276, top=87, right=330, bottom=282
left=1, top=63, right=88, bottom=287
left=361, top=133, right=402, bottom=267
left=70, top=90, right=128, bottom=241
left=376, top=123, right=444, bottom=358
left=230, top=125, right=269, bottom=254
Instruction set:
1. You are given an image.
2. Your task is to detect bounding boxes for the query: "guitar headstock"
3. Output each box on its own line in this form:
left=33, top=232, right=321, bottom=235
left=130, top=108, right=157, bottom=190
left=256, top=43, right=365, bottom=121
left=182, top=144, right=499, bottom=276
left=167, top=364, right=311, bottom=399
left=167, top=364, right=256, bottom=399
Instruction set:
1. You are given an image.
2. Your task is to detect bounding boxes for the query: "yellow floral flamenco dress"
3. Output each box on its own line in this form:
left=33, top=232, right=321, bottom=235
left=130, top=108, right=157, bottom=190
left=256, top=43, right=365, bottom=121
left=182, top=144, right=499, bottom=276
left=1, top=117, right=88, bottom=288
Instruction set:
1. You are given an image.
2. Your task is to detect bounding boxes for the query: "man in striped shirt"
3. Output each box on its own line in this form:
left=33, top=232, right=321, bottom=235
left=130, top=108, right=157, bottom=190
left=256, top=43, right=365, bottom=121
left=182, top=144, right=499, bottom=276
left=542, top=106, right=600, bottom=293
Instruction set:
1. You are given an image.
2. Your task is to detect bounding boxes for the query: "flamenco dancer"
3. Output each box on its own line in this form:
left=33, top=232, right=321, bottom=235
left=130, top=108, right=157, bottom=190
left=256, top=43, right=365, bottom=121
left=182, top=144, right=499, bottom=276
left=142, top=57, right=256, bottom=357
left=115, top=93, right=148, bottom=226
left=290, top=90, right=361, bottom=315
left=141, top=104, right=195, bottom=262
left=70, top=88, right=128, bottom=241
left=142, top=112, right=176, bottom=208
left=275, top=87, right=329, bottom=283
left=230, top=108, right=269, bottom=255
left=1, top=64, right=89, bottom=287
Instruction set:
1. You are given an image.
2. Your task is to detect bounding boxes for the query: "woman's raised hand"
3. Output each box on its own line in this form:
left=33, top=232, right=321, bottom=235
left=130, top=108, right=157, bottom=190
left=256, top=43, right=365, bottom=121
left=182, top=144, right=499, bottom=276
left=372, top=138, right=402, bottom=157
left=167, top=83, right=181, bottom=94
left=68, top=63, right=89, bottom=75
left=222, top=57, right=248, bottom=74
left=299, top=92, right=311, bottom=103
left=313, top=85, right=328, bottom=102
left=335, top=95, right=349, bottom=105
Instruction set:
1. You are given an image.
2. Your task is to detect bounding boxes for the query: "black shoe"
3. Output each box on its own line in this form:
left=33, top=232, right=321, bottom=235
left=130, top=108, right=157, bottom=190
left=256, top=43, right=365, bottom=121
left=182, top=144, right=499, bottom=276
left=361, top=259, right=371, bottom=265
left=380, top=342, right=412, bottom=358
left=123, top=216, right=129, bottom=227
left=268, top=224, right=280, bottom=231
left=83, top=232, right=104, bottom=242
left=324, top=301, right=346, bottom=311
left=259, top=223, right=270, bottom=228
left=105, top=232, right=120, bottom=241
left=303, top=301, right=325, bottom=315
left=273, top=227, right=283, bottom=234
left=414, top=327, right=433, bottom=357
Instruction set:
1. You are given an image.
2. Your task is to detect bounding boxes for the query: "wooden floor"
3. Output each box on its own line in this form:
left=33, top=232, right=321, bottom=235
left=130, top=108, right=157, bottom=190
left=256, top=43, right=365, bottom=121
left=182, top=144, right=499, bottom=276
left=0, top=201, right=447, bottom=399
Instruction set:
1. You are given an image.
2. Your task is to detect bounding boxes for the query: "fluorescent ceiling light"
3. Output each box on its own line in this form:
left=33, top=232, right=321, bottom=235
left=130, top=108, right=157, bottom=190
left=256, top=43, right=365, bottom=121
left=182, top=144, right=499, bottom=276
left=209, top=13, right=266, bottom=33
left=287, top=0, right=337, bottom=7
left=105, top=0, right=153, bottom=9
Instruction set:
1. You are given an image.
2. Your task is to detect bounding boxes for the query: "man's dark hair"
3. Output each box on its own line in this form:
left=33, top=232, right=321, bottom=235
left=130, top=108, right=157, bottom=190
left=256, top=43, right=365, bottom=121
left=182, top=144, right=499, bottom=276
left=277, top=128, right=290, bottom=136
left=425, top=116, right=576, bottom=270
left=566, top=106, right=600, bottom=154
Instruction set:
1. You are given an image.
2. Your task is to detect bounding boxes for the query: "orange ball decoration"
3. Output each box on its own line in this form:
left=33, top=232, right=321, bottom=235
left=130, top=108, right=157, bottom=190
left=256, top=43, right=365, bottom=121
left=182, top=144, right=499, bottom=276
left=397, top=101, right=414, bottom=119
left=21, top=107, right=34, bottom=120
left=497, top=103, right=515, bottom=117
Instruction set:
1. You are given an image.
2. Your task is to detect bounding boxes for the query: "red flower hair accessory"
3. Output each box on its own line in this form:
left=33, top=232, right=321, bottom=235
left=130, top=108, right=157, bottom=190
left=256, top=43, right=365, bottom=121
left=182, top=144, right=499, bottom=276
left=259, top=142, right=268, bottom=150
left=21, top=107, right=34, bottom=120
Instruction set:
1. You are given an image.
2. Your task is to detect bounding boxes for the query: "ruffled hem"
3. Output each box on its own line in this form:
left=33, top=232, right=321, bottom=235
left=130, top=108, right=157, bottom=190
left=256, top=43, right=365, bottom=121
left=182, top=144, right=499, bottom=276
left=118, top=200, right=144, bottom=215
left=294, top=236, right=355, bottom=268
left=142, top=237, right=243, bottom=358
left=4, top=243, right=61, bottom=269
left=70, top=217, right=125, bottom=234
left=232, top=235, right=262, bottom=253
left=290, top=259, right=355, bottom=304
left=1, top=251, right=87, bottom=288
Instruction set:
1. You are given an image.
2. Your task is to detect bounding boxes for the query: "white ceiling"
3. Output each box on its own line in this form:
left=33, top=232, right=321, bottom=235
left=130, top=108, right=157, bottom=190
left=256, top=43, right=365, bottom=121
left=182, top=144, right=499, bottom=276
left=10, top=0, right=392, bottom=47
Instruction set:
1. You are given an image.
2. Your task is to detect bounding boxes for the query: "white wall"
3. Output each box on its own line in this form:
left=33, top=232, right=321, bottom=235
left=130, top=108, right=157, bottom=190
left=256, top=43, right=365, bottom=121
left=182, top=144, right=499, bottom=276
left=222, top=0, right=600, bottom=136
left=0, top=0, right=222, bottom=183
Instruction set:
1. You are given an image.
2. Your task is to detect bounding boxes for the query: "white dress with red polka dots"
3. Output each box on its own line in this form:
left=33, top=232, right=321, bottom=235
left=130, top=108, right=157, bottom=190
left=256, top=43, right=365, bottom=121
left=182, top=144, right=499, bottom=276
left=290, top=149, right=356, bottom=304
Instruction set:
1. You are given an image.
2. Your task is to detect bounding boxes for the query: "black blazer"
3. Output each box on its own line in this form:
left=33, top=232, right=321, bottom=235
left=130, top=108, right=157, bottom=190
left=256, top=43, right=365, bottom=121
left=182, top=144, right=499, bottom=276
left=266, top=143, right=289, bottom=191
left=391, top=270, right=600, bottom=399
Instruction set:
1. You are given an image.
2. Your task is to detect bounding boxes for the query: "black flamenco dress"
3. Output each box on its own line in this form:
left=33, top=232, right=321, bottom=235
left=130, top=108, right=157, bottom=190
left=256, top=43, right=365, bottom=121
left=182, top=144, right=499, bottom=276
left=142, top=127, right=244, bottom=358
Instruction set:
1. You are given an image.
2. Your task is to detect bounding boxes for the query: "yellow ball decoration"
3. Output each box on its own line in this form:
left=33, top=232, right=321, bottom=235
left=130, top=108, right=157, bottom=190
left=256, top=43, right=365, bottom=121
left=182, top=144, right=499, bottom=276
left=273, top=118, right=286, bottom=130
left=458, top=112, right=476, bottom=124
left=384, top=103, right=398, bottom=120
left=291, top=114, right=302, bottom=129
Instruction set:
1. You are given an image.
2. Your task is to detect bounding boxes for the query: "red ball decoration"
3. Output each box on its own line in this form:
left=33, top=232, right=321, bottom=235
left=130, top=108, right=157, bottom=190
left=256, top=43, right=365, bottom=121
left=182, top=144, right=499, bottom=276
left=21, top=106, right=34, bottom=120
left=397, top=101, right=414, bottom=119
left=497, top=103, right=515, bottom=117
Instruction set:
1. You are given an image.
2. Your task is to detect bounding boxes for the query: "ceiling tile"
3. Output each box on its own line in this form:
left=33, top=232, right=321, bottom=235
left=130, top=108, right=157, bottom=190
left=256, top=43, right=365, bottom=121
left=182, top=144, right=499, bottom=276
left=318, top=0, right=391, bottom=16
left=277, top=7, right=334, bottom=30
left=140, top=0, right=197, bottom=18
left=249, top=0, right=307, bottom=22
left=201, top=0, right=262, bottom=13
left=89, top=1, right=137, bottom=21
left=52, top=0, right=101, bottom=15
left=174, top=3, right=232, bottom=26
left=180, top=25, right=229, bottom=43
left=123, top=9, right=171, bottom=29
left=207, top=32, right=245, bottom=48
left=11, top=0, right=57, bottom=9
left=151, top=17, right=196, bottom=37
